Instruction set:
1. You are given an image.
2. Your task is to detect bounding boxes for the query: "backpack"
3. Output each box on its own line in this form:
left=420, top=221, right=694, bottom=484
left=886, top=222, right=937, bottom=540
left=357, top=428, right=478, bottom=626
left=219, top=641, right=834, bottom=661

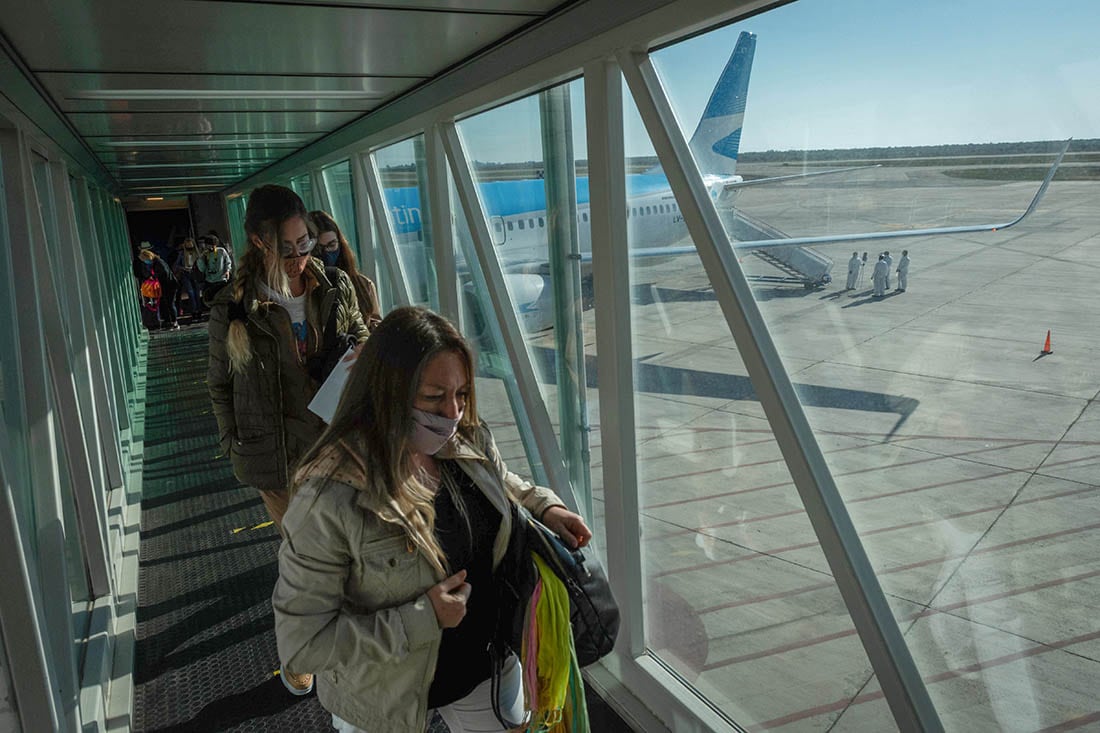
left=140, top=275, right=162, bottom=300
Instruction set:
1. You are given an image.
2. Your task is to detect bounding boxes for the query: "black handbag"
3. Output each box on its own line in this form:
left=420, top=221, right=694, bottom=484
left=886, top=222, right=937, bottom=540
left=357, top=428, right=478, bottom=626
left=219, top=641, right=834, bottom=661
left=490, top=501, right=620, bottom=728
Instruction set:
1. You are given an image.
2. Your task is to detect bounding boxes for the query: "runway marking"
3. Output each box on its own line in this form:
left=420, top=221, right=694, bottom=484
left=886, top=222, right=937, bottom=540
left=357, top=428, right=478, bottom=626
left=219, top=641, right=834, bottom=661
left=700, top=566, right=1100, bottom=671
left=645, top=439, right=1038, bottom=513
left=653, top=482, right=1100, bottom=579
left=694, top=519, right=1100, bottom=616
left=744, top=628, right=1100, bottom=731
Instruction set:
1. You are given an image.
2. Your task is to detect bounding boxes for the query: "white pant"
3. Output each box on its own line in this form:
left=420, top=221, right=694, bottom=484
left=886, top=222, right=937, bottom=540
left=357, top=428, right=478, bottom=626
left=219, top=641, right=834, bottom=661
left=331, top=655, right=524, bottom=733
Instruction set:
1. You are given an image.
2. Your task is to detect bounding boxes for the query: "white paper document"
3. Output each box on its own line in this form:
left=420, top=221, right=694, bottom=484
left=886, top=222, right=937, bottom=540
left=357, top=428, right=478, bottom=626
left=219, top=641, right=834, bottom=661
left=307, top=345, right=357, bottom=424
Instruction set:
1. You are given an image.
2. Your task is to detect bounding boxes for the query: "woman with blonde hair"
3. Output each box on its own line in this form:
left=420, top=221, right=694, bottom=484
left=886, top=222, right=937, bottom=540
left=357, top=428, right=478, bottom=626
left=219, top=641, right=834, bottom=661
left=273, top=306, right=591, bottom=732
left=309, top=209, right=382, bottom=330
left=206, top=187, right=370, bottom=677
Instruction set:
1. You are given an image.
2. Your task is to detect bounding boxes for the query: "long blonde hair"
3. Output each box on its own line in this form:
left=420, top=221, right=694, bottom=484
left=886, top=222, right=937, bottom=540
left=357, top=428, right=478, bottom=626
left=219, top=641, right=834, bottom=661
left=226, top=185, right=316, bottom=374
left=296, top=307, right=479, bottom=578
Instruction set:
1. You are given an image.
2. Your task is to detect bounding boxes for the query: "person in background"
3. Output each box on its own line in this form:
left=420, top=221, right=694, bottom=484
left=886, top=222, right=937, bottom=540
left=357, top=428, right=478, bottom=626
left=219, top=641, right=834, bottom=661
left=173, top=237, right=202, bottom=320
left=845, top=251, right=861, bottom=290
left=273, top=306, right=591, bottom=731
left=137, top=246, right=180, bottom=330
left=896, top=249, right=910, bottom=292
left=882, top=250, right=893, bottom=290
left=197, top=234, right=233, bottom=306
left=857, top=251, right=869, bottom=289
left=872, top=253, right=889, bottom=297
left=309, top=210, right=382, bottom=330
left=207, top=185, right=369, bottom=695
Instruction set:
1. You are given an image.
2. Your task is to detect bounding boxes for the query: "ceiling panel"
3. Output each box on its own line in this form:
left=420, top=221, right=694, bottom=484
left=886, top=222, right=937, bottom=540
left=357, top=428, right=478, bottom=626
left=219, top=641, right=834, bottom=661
left=10, top=1, right=536, bottom=76
left=0, top=0, right=565, bottom=196
left=68, top=110, right=363, bottom=137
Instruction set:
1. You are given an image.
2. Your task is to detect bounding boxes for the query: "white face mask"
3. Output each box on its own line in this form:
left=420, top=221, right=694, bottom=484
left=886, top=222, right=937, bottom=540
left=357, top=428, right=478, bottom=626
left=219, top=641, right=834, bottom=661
left=410, top=407, right=462, bottom=455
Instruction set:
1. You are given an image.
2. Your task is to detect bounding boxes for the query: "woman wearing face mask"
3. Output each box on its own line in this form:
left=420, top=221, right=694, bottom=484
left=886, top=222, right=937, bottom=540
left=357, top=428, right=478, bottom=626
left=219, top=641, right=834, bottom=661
left=206, top=187, right=370, bottom=680
left=308, top=210, right=382, bottom=331
left=273, top=306, right=591, bottom=732
left=173, top=237, right=202, bottom=320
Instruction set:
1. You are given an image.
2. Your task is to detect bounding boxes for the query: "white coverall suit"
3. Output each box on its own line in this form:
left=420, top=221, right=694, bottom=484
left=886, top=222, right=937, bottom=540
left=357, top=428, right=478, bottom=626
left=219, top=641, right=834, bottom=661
left=872, top=258, right=889, bottom=297
left=897, top=254, right=910, bottom=291
left=846, top=254, right=861, bottom=289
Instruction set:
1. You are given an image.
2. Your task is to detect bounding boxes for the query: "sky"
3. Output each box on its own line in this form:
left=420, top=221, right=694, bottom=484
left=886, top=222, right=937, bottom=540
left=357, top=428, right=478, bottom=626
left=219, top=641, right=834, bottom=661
left=457, top=0, right=1100, bottom=162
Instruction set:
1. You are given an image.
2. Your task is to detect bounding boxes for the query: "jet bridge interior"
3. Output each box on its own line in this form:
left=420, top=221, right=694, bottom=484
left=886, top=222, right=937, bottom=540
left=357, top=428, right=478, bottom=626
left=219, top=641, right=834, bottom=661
left=1, top=0, right=1098, bottom=732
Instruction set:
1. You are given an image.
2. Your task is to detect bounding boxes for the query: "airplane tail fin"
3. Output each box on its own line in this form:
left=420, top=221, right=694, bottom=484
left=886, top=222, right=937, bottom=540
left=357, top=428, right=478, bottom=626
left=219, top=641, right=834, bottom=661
left=688, top=30, right=756, bottom=176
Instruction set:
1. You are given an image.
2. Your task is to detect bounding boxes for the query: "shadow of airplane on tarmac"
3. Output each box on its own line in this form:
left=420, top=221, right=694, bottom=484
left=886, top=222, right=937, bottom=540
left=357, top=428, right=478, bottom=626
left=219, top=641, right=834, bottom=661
left=531, top=346, right=918, bottom=439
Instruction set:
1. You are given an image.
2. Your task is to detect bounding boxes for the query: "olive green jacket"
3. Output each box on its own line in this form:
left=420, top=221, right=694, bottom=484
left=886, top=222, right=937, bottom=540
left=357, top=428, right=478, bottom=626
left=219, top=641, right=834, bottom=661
left=272, top=425, right=564, bottom=733
left=206, top=258, right=368, bottom=492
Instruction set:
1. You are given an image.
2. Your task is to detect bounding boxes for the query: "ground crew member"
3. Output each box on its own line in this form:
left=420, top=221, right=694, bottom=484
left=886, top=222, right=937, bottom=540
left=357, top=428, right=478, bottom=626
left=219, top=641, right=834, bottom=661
left=872, top=254, right=889, bottom=297
left=846, top=251, right=861, bottom=289
left=896, top=250, right=910, bottom=292
left=883, top=251, right=893, bottom=290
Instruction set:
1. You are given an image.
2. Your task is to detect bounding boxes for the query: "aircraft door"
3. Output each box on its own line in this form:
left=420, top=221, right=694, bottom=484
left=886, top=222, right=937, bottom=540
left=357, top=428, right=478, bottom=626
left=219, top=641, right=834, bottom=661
left=490, top=215, right=506, bottom=246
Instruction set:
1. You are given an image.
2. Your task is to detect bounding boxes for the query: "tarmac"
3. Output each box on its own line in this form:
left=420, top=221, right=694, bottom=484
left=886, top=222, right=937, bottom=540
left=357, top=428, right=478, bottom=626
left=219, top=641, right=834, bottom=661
left=490, top=168, right=1100, bottom=731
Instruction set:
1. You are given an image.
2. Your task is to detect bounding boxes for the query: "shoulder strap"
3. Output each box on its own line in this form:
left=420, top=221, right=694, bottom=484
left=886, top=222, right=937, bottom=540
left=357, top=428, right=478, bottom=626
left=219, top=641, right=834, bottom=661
left=322, top=266, right=341, bottom=353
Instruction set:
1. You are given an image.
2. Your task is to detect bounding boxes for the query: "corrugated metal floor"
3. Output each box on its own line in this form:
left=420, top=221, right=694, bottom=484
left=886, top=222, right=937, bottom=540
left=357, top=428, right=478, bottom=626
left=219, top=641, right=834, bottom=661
left=131, top=325, right=632, bottom=732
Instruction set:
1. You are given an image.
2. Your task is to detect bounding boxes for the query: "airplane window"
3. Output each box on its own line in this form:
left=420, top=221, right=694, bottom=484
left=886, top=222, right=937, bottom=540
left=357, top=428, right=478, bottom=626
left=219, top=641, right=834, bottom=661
left=529, top=218, right=535, bottom=229
left=538, top=217, right=545, bottom=227
left=494, top=221, right=503, bottom=233
left=632, top=207, right=637, bottom=216
left=507, top=221, right=513, bottom=231
left=646, top=206, right=652, bottom=215
left=518, top=219, right=525, bottom=230
left=582, top=212, right=589, bottom=222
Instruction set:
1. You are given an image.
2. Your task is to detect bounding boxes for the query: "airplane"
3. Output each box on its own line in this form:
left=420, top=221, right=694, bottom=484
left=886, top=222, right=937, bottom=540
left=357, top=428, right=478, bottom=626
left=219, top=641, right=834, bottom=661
left=377, top=31, right=1066, bottom=334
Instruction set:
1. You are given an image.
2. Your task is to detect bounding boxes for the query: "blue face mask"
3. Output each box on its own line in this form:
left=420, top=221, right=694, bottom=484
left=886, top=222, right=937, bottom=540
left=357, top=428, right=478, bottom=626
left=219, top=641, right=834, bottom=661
left=320, top=250, right=340, bottom=267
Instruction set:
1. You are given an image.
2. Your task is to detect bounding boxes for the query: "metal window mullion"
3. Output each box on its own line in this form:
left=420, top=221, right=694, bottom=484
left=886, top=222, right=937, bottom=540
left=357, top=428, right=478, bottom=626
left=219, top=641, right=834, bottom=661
left=439, top=121, right=578, bottom=511
left=48, top=160, right=112, bottom=597
left=0, top=125, right=79, bottom=731
left=618, top=49, right=943, bottom=733
left=583, top=58, right=646, bottom=657
left=0, top=421, right=61, bottom=732
left=73, top=179, right=124, bottom=491
left=359, top=152, right=413, bottom=305
left=308, top=169, right=326, bottom=212
left=350, top=153, right=379, bottom=283
left=27, top=152, right=111, bottom=599
left=425, top=124, right=459, bottom=323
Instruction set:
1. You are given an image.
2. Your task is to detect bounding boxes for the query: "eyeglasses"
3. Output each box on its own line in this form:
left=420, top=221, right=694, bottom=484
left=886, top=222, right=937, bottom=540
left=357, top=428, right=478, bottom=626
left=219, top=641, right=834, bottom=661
left=317, top=236, right=340, bottom=251
left=280, top=236, right=316, bottom=258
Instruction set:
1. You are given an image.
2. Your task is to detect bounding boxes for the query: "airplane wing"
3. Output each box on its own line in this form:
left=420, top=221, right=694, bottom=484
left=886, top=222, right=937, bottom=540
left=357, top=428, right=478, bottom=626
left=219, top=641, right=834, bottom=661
left=721, top=164, right=881, bottom=192
left=600, top=139, right=1069, bottom=260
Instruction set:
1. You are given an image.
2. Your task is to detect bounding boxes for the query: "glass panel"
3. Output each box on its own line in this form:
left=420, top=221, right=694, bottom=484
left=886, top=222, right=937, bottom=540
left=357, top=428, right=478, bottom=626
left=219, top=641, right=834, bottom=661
left=322, top=160, right=358, bottom=252
left=289, top=173, right=314, bottom=209
left=623, top=57, right=885, bottom=729
left=0, top=151, right=34, bottom=540
left=30, top=158, right=91, bottom=608
left=373, top=135, right=438, bottom=309
left=452, top=172, right=536, bottom=481
left=227, top=194, right=248, bottom=261
left=455, top=80, right=594, bottom=509
left=652, top=4, right=1100, bottom=730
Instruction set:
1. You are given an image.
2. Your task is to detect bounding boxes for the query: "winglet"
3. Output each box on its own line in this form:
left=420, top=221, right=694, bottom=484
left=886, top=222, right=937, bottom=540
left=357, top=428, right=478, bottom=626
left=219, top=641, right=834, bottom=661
left=1003, top=138, right=1070, bottom=228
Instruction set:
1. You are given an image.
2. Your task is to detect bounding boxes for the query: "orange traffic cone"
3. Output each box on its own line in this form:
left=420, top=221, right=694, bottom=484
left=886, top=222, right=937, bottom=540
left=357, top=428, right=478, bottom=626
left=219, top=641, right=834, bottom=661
left=1041, top=330, right=1053, bottom=355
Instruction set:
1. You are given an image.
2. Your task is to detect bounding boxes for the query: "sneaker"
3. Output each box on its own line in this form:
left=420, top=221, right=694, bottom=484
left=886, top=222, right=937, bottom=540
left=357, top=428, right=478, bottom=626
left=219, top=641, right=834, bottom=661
left=280, top=668, right=314, bottom=696
left=170, top=323, right=181, bottom=331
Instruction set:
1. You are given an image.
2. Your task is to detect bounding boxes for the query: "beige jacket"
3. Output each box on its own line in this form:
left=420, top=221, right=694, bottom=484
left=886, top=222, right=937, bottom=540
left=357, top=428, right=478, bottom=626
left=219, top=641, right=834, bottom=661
left=272, top=424, right=564, bottom=733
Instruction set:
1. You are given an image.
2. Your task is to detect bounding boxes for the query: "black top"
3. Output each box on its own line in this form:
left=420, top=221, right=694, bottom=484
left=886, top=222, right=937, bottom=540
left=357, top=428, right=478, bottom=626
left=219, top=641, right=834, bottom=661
left=427, top=461, right=503, bottom=708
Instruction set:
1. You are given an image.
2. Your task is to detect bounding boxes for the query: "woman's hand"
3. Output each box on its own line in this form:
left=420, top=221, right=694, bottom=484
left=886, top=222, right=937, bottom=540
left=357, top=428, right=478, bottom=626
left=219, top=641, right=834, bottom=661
left=427, top=569, right=471, bottom=629
left=541, top=506, right=593, bottom=549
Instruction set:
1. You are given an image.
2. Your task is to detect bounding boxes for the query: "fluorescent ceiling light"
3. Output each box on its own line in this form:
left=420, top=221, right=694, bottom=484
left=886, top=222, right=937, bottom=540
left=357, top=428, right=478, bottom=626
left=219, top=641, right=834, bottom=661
left=100, top=137, right=311, bottom=147
left=73, top=89, right=385, bottom=100
left=146, top=196, right=164, bottom=201
left=112, top=161, right=271, bottom=170
left=121, top=175, right=242, bottom=182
